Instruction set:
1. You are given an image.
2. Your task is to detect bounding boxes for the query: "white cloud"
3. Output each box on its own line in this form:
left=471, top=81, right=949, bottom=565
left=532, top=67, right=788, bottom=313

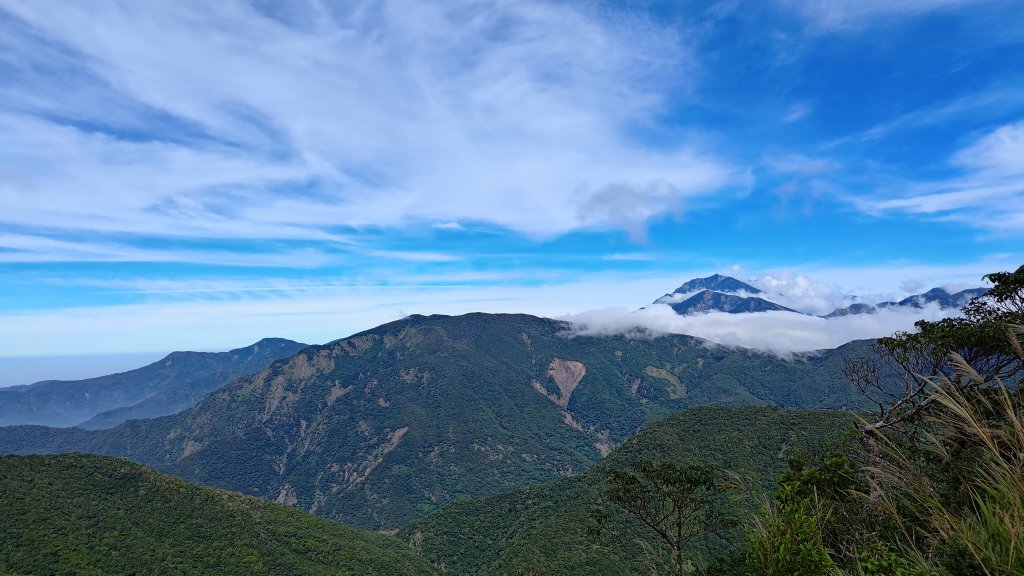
left=747, top=272, right=851, bottom=315
left=0, top=0, right=737, bottom=246
left=780, top=0, right=989, bottom=32
left=0, top=232, right=457, bottom=267
left=0, top=280, right=955, bottom=358
left=562, top=302, right=956, bottom=356
left=953, top=121, right=1024, bottom=176
left=365, top=249, right=460, bottom=263
left=782, top=102, right=812, bottom=123
left=856, top=120, right=1024, bottom=230
left=829, top=88, right=1024, bottom=148
left=900, top=279, right=925, bottom=293
left=750, top=261, right=1006, bottom=307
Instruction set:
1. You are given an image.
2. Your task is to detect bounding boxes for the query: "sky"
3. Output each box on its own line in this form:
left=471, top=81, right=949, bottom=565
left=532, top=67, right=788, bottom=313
left=1, top=0, right=1023, bottom=374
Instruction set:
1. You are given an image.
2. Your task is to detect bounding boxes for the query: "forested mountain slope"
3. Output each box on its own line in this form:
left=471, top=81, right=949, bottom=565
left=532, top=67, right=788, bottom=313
left=401, top=405, right=858, bottom=576
left=0, top=453, right=437, bottom=576
left=0, top=313, right=874, bottom=530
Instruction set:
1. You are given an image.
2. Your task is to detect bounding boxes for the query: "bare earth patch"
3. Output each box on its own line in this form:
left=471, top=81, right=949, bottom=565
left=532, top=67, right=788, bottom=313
left=547, top=358, right=586, bottom=407
left=275, top=484, right=298, bottom=506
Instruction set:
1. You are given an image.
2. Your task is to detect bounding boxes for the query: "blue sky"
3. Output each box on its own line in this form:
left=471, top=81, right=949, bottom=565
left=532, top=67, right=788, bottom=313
left=1, top=0, right=1023, bottom=362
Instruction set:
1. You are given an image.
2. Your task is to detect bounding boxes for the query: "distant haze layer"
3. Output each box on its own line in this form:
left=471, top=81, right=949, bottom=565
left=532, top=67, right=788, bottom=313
left=0, top=352, right=168, bottom=388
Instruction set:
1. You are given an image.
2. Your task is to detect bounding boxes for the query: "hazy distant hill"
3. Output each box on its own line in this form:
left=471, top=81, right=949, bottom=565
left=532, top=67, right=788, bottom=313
left=401, top=405, right=857, bottom=575
left=0, top=313, right=875, bottom=530
left=824, top=287, right=987, bottom=318
left=0, top=453, right=437, bottom=576
left=0, top=338, right=306, bottom=428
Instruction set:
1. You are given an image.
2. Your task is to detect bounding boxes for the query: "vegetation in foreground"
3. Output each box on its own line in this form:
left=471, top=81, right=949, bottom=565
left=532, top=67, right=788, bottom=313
left=627, top=266, right=1024, bottom=576
left=401, top=405, right=857, bottom=575
left=0, top=453, right=437, bottom=576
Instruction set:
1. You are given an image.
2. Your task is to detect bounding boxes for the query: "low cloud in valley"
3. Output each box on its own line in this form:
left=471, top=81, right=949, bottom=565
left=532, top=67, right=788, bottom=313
left=561, top=302, right=954, bottom=355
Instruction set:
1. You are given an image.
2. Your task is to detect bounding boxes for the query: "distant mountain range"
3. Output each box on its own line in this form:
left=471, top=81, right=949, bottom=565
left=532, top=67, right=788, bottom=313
left=0, top=338, right=306, bottom=428
left=824, top=287, right=988, bottom=318
left=0, top=313, right=878, bottom=530
left=0, top=276, right=989, bottom=538
left=653, top=274, right=986, bottom=318
left=0, top=273, right=1003, bottom=574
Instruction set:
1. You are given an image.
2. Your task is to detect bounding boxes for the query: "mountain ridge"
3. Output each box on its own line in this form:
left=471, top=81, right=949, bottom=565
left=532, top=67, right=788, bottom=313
left=654, top=274, right=987, bottom=318
left=0, top=312, right=876, bottom=530
left=0, top=337, right=307, bottom=428
left=824, top=286, right=988, bottom=318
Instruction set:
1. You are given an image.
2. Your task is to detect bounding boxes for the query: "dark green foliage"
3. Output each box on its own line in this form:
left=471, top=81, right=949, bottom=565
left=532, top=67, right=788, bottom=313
left=844, top=268, right=1024, bottom=518
left=0, top=453, right=437, bottom=576
left=597, top=460, right=736, bottom=576
left=401, top=405, right=857, bottom=575
left=852, top=265, right=1024, bottom=436
left=0, top=313, right=874, bottom=530
left=749, top=453, right=924, bottom=576
left=745, top=482, right=839, bottom=576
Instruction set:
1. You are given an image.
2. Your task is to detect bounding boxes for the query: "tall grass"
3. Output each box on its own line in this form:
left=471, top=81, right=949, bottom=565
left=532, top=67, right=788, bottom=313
left=873, top=327, right=1024, bottom=576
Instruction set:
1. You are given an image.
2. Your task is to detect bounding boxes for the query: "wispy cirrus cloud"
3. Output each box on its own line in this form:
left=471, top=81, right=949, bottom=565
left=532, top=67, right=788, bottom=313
left=778, top=0, right=994, bottom=32
left=0, top=232, right=456, bottom=267
left=857, top=120, right=1024, bottom=230
left=0, top=0, right=737, bottom=250
left=825, top=87, right=1024, bottom=149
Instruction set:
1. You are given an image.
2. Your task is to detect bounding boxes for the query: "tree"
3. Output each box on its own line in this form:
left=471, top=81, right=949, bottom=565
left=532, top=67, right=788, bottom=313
left=845, top=265, right=1024, bottom=502
left=745, top=481, right=840, bottom=576
left=591, top=460, right=735, bottom=576
left=874, top=329, right=1024, bottom=576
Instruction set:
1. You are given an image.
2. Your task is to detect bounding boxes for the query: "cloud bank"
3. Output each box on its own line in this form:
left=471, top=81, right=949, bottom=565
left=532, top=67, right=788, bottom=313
left=562, top=302, right=955, bottom=355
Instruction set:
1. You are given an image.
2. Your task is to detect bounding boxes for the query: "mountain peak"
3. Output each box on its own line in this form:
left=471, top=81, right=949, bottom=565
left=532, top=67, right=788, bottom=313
left=669, top=274, right=761, bottom=296
left=823, top=286, right=988, bottom=318
left=652, top=274, right=780, bottom=314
